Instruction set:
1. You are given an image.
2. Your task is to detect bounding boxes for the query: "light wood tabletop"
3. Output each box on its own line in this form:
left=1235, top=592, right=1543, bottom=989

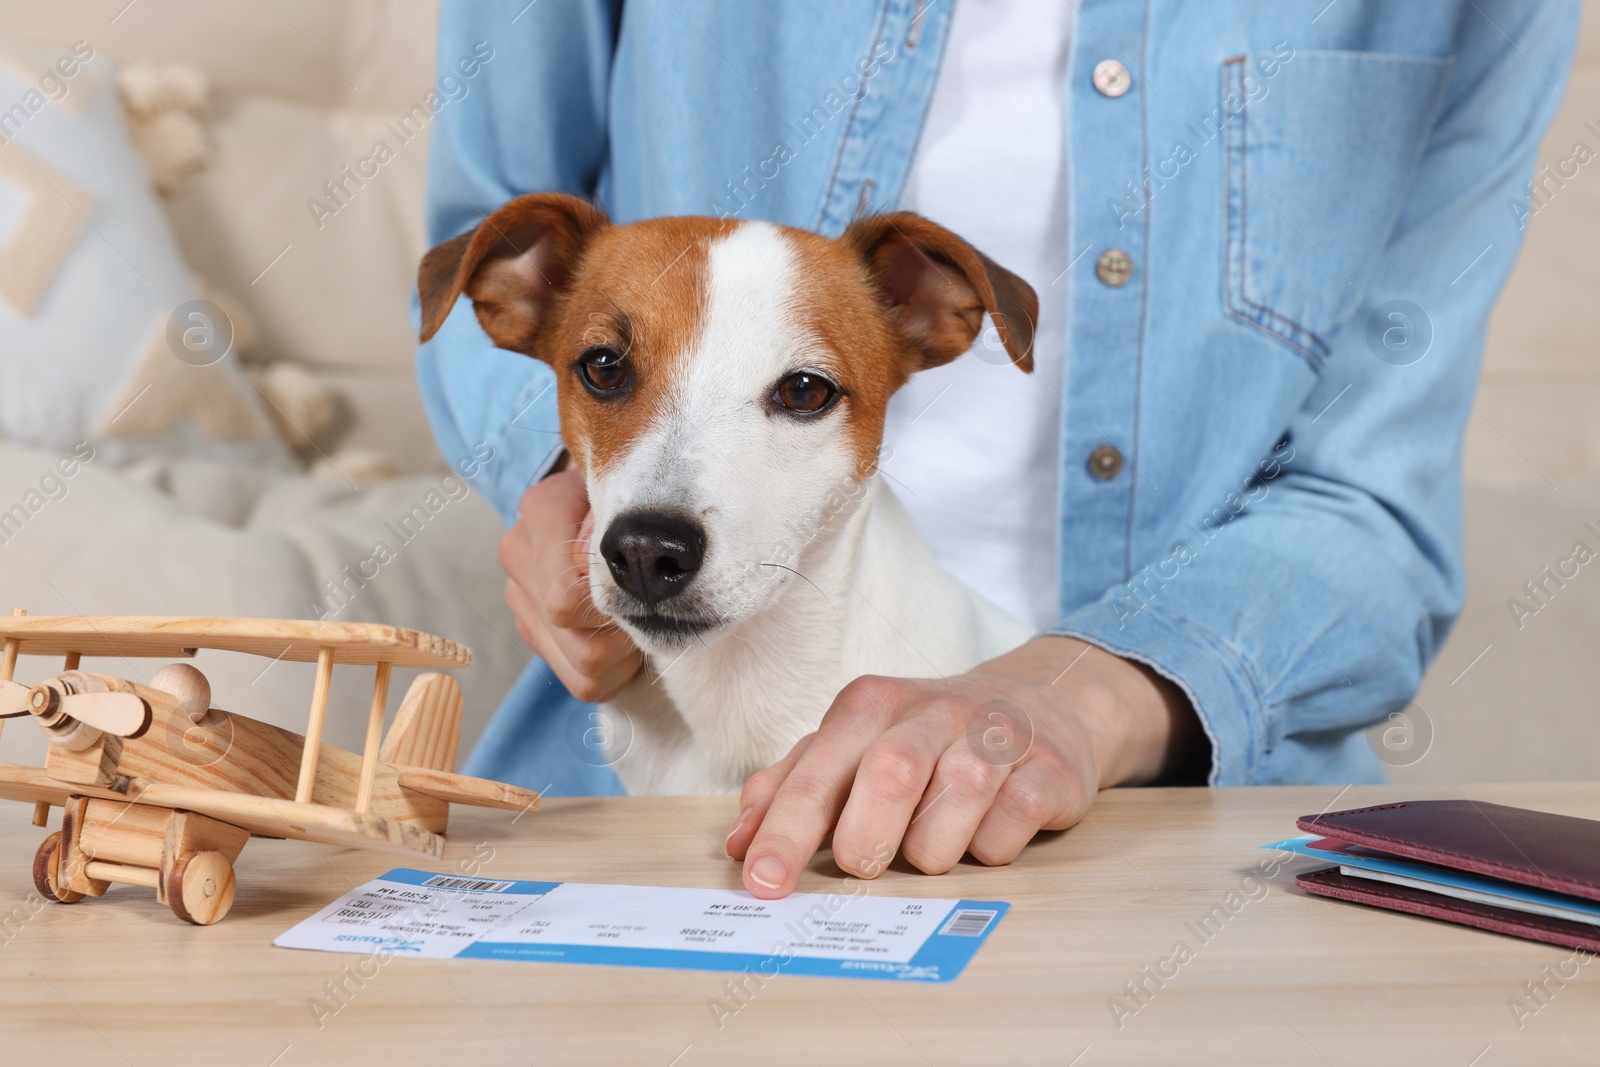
left=1, top=782, right=1596, bottom=1066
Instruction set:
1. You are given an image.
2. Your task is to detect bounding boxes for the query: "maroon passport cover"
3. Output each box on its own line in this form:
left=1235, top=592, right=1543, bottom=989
left=1291, top=800, right=1600, bottom=951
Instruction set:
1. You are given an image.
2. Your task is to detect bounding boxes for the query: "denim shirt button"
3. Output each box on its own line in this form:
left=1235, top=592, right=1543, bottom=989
left=1096, top=249, right=1133, bottom=287
left=1092, top=59, right=1132, bottom=97
left=1088, top=445, right=1124, bottom=480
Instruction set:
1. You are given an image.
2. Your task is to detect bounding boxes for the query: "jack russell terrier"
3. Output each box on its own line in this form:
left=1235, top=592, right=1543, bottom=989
left=419, top=194, right=1037, bottom=794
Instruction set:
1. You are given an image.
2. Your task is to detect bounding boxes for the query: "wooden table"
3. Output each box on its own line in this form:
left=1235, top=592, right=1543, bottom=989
left=1, top=784, right=1596, bottom=1066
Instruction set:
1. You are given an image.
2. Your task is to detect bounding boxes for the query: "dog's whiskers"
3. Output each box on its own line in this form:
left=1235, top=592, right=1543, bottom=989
left=759, top=562, right=832, bottom=607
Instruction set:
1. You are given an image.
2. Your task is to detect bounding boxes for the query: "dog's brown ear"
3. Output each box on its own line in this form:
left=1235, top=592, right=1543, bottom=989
left=418, top=192, right=609, bottom=356
left=844, top=212, right=1036, bottom=373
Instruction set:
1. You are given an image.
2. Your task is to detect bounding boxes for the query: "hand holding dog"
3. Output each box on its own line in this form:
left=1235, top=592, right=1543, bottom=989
left=440, top=196, right=1196, bottom=888
left=499, top=467, right=643, bottom=702
left=725, top=637, right=1198, bottom=898
left=499, top=466, right=1197, bottom=892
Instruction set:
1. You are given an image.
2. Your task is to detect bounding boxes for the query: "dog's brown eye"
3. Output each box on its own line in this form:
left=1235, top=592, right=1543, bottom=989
left=775, top=372, right=837, bottom=414
left=578, top=347, right=630, bottom=394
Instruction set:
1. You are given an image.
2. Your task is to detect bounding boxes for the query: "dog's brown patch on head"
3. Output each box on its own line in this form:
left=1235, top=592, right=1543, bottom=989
left=421, top=200, right=1039, bottom=487
left=844, top=212, right=1038, bottom=376
left=781, top=213, right=1040, bottom=476
left=418, top=193, right=609, bottom=354
left=417, top=197, right=738, bottom=478
left=779, top=229, right=911, bottom=477
left=542, top=216, right=737, bottom=475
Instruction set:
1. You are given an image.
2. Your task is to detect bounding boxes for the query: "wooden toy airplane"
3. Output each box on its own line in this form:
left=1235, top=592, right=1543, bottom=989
left=0, top=611, right=539, bottom=925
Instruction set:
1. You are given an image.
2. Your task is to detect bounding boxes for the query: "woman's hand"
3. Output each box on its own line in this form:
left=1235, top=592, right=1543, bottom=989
left=498, top=466, right=643, bottom=702
left=724, top=636, right=1200, bottom=898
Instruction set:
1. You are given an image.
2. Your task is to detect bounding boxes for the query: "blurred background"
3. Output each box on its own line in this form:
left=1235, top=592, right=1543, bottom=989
left=0, top=1, right=1593, bottom=784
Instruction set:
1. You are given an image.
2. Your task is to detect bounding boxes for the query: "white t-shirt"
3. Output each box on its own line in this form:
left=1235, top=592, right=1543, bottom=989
left=881, top=0, right=1074, bottom=631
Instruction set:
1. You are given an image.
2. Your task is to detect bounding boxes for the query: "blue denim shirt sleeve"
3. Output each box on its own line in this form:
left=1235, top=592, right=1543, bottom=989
left=1050, top=3, right=1580, bottom=786
left=417, top=0, right=623, bottom=522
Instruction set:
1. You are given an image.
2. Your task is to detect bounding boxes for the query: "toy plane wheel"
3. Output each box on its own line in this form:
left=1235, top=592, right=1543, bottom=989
left=169, top=849, right=235, bottom=925
left=32, top=831, right=83, bottom=904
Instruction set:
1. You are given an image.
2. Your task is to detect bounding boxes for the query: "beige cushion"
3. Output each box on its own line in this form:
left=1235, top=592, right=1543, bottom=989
left=2, top=0, right=443, bottom=471
left=0, top=36, right=285, bottom=467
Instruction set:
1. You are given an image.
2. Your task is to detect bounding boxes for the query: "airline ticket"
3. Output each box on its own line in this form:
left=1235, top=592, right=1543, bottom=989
left=274, top=868, right=1009, bottom=983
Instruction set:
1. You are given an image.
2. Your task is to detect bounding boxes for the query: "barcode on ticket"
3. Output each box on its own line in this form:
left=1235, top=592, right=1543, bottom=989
left=422, top=875, right=515, bottom=893
left=939, top=909, right=998, bottom=937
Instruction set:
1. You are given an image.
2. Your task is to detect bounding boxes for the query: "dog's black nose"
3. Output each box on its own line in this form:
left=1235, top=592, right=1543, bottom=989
left=599, top=512, right=706, bottom=605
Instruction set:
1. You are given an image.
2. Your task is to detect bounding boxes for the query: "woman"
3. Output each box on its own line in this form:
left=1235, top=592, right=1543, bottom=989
left=418, top=0, right=1577, bottom=898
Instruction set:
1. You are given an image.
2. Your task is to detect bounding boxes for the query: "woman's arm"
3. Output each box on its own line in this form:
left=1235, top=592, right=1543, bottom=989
left=418, top=0, right=623, bottom=520
left=1054, top=0, right=1580, bottom=786
left=728, top=0, right=1580, bottom=897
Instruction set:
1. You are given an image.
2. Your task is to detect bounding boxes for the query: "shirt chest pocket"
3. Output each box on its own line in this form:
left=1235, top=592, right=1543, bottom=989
left=1223, top=50, right=1453, bottom=369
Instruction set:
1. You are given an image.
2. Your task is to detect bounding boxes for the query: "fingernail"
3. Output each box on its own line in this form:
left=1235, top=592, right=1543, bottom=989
left=748, top=855, right=787, bottom=890
left=724, top=806, right=755, bottom=853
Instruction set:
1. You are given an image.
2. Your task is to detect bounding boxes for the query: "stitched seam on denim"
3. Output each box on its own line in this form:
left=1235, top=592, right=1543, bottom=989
left=1220, top=56, right=1331, bottom=370
left=895, top=0, right=958, bottom=220
left=1046, top=622, right=1229, bottom=782
left=1292, top=50, right=1453, bottom=65
left=1123, top=0, right=1152, bottom=584
left=1228, top=58, right=1329, bottom=363
left=1047, top=598, right=1270, bottom=779
left=1135, top=598, right=1270, bottom=751
left=1052, top=19, right=1077, bottom=622
left=1230, top=60, right=1329, bottom=358
left=814, top=0, right=896, bottom=233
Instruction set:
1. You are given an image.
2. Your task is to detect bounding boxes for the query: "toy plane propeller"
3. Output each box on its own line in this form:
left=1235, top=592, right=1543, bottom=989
left=1, top=679, right=154, bottom=738
left=0, top=611, right=540, bottom=925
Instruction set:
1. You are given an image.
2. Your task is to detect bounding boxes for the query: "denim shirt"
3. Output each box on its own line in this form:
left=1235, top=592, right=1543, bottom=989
left=418, top=0, right=1578, bottom=795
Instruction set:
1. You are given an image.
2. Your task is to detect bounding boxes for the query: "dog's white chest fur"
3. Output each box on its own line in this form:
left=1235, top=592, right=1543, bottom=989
left=604, top=481, right=1031, bottom=794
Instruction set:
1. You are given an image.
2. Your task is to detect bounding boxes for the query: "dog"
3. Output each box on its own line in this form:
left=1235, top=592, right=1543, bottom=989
left=419, top=194, right=1037, bottom=794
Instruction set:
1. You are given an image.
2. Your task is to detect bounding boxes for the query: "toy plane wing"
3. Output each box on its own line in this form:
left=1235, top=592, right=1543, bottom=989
left=0, top=765, right=445, bottom=857
left=0, top=764, right=76, bottom=808
left=0, top=615, right=470, bottom=669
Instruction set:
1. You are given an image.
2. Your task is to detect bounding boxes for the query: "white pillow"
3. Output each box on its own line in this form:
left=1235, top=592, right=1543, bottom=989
left=0, top=38, right=285, bottom=467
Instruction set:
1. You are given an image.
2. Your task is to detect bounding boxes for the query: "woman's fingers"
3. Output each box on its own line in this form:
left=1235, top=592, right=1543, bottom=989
left=965, top=756, right=1084, bottom=867
left=725, top=733, right=815, bottom=861
left=730, top=665, right=1111, bottom=895
left=548, top=623, right=644, bottom=703
left=828, top=717, right=960, bottom=879
left=896, top=743, right=1010, bottom=875
left=499, top=469, right=643, bottom=700
left=736, top=677, right=909, bottom=897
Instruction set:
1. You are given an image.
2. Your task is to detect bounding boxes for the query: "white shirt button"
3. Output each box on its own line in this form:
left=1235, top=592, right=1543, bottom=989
left=1093, top=59, right=1132, bottom=98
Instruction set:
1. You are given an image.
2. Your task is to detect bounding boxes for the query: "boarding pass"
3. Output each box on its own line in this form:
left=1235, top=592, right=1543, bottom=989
left=274, top=869, right=1009, bottom=983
